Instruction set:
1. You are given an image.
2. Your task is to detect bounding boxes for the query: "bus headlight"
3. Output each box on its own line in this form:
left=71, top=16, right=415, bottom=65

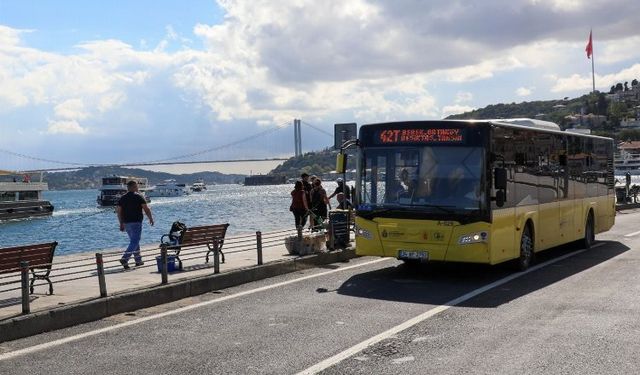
left=355, top=226, right=373, bottom=240
left=458, top=232, right=488, bottom=245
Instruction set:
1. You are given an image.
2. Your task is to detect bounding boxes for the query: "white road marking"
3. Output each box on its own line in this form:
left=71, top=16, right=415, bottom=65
left=296, top=243, right=605, bottom=375
left=391, top=356, right=415, bottom=364
left=0, top=257, right=391, bottom=362
left=624, top=230, right=640, bottom=237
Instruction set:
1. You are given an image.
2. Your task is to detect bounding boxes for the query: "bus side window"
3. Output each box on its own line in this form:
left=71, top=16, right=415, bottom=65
left=491, top=127, right=515, bottom=209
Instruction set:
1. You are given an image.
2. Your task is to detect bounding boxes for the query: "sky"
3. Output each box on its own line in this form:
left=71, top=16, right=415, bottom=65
left=1, top=0, right=640, bottom=174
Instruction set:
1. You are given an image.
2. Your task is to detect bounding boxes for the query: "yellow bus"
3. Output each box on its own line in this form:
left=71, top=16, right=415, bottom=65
left=344, top=119, right=615, bottom=270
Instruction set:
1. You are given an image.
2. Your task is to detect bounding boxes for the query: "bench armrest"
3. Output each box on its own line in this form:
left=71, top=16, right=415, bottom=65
left=160, top=234, right=171, bottom=244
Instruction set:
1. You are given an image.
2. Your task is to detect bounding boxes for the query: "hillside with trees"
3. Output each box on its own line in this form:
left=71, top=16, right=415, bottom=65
left=269, top=149, right=338, bottom=178
left=41, top=166, right=245, bottom=190
left=448, top=80, right=640, bottom=141
left=446, top=93, right=605, bottom=129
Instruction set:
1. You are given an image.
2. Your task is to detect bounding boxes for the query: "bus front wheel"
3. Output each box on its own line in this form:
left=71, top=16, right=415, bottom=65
left=516, top=226, right=534, bottom=271
left=583, top=213, right=595, bottom=249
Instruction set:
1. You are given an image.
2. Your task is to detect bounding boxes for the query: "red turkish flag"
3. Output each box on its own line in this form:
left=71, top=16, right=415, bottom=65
left=586, top=30, right=593, bottom=59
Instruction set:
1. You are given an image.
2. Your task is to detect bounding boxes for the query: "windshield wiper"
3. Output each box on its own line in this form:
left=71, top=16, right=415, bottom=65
left=358, top=203, right=458, bottom=216
left=356, top=207, right=395, bottom=219
left=398, top=203, right=456, bottom=214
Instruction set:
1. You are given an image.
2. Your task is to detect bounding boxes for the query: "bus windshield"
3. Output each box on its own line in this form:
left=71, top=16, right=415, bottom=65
left=360, top=146, right=486, bottom=213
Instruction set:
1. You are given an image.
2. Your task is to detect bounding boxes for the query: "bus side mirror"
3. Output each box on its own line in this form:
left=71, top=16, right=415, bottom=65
left=494, top=168, right=507, bottom=190
left=336, top=153, right=347, bottom=174
left=495, top=190, right=506, bottom=207
left=559, top=154, right=567, bottom=166
left=494, top=168, right=507, bottom=207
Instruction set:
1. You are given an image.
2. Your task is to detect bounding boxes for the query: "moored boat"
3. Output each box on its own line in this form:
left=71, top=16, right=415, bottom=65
left=147, top=179, right=189, bottom=197
left=0, top=171, right=54, bottom=220
left=97, top=176, right=150, bottom=207
left=191, top=180, right=206, bottom=192
left=615, top=141, right=640, bottom=175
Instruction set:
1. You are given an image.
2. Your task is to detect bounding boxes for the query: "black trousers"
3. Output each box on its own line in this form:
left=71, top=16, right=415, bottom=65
left=292, top=209, right=308, bottom=227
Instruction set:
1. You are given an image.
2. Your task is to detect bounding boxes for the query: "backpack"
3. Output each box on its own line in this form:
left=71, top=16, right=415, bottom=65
left=168, top=221, right=187, bottom=244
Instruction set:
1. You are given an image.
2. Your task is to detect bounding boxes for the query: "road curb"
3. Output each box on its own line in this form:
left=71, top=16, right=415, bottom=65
left=0, top=248, right=357, bottom=343
left=616, top=203, right=640, bottom=210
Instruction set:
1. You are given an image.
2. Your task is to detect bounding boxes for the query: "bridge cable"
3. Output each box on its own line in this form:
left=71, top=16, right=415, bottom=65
left=0, top=148, right=93, bottom=167
left=300, top=121, right=333, bottom=138
left=139, top=120, right=291, bottom=164
left=0, top=120, right=292, bottom=168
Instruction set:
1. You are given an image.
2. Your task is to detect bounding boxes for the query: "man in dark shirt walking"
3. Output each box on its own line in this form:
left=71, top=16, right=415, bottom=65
left=116, top=180, right=154, bottom=269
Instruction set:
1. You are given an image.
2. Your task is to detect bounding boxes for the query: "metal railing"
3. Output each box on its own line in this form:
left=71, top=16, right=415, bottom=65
left=0, top=226, right=328, bottom=315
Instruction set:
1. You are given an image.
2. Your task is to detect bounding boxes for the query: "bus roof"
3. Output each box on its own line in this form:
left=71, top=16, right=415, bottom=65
left=360, top=119, right=613, bottom=142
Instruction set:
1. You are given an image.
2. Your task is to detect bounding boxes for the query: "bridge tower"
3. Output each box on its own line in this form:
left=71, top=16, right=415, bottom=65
left=293, top=119, right=302, bottom=157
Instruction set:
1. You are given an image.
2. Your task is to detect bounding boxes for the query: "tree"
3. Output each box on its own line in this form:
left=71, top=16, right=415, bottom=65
left=618, top=129, right=640, bottom=142
left=616, top=83, right=624, bottom=92
left=632, top=79, right=639, bottom=87
left=610, top=86, right=616, bottom=94
left=624, top=82, right=629, bottom=91
left=601, top=120, right=615, bottom=132
left=299, top=166, right=312, bottom=175
left=597, top=93, right=608, bottom=115
left=309, top=164, right=325, bottom=176
left=609, top=101, right=628, bottom=127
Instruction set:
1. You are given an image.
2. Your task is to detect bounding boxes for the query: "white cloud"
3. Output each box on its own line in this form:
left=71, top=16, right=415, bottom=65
left=165, top=25, right=178, bottom=41
left=54, top=99, right=88, bottom=120
left=437, top=56, right=524, bottom=83
left=597, top=35, right=640, bottom=65
left=529, top=0, right=586, bottom=11
left=2, top=0, right=640, bottom=167
left=455, top=92, right=473, bottom=103
left=551, top=64, right=640, bottom=92
left=3, top=1, right=639, bottom=126
left=0, top=25, right=29, bottom=46
left=47, top=120, right=87, bottom=134
left=442, top=105, right=475, bottom=119
left=97, top=93, right=126, bottom=113
left=516, top=87, right=533, bottom=96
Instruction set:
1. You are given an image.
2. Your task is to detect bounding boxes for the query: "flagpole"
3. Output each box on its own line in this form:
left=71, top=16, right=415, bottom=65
left=590, top=30, right=595, bottom=93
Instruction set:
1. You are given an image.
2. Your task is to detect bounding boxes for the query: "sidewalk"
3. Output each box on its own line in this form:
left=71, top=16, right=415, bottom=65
left=0, top=229, right=323, bottom=321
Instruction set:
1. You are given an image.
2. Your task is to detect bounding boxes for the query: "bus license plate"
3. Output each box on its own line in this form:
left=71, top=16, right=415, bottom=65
left=398, top=250, right=428, bottom=261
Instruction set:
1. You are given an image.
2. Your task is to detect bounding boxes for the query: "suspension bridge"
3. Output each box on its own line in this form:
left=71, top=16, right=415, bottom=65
left=0, top=119, right=334, bottom=174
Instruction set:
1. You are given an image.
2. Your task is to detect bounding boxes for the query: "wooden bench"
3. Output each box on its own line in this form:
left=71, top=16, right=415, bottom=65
left=0, top=242, right=58, bottom=294
left=160, top=224, right=229, bottom=270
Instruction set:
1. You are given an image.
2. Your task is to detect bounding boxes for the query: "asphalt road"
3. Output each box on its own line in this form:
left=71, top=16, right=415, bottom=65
left=1, top=209, right=639, bottom=374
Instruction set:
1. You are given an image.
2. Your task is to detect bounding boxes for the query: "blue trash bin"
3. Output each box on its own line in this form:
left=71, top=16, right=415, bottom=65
left=155, top=255, right=177, bottom=273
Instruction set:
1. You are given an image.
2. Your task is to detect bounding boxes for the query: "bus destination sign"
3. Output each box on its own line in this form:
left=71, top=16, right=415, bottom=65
left=377, top=128, right=464, bottom=144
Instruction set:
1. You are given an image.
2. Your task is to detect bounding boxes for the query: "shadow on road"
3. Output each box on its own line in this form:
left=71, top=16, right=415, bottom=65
left=336, top=240, right=628, bottom=308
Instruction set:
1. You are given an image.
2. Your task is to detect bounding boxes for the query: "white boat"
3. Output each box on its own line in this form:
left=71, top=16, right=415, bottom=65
left=97, top=176, right=150, bottom=207
left=147, top=179, right=189, bottom=197
left=615, top=148, right=640, bottom=175
left=191, top=181, right=207, bottom=192
left=0, top=172, right=54, bottom=220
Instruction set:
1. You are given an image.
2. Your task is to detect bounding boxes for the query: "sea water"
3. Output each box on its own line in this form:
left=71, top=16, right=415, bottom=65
left=0, top=183, right=341, bottom=255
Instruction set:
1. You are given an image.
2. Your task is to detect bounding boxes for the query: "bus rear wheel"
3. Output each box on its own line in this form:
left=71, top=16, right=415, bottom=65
left=516, top=226, right=534, bottom=271
left=583, top=213, right=595, bottom=249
